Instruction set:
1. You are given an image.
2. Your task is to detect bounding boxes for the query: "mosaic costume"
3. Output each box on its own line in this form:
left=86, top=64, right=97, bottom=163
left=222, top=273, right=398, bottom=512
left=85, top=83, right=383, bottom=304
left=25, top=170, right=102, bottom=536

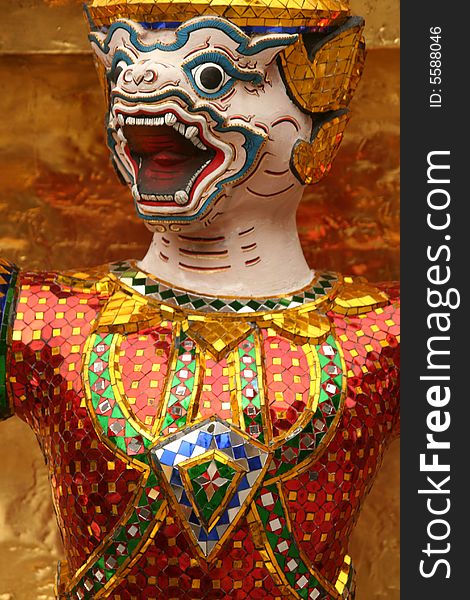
left=0, top=259, right=399, bottom=599
left=1, top=0, right=399, bottom=598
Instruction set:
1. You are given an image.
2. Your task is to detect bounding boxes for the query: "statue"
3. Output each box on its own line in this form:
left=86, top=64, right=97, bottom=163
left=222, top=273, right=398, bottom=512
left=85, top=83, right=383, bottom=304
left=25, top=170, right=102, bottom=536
left=0, top=1, right=400, bottom=598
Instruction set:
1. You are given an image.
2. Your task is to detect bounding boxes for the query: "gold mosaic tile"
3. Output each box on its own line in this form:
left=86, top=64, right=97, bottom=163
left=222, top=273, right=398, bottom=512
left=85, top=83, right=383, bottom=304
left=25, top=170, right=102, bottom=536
left=292, top=111, right=349, bottom=184
left=86, top=0, right=351, bottom=29
left=279, top=18, right=365, bottom=113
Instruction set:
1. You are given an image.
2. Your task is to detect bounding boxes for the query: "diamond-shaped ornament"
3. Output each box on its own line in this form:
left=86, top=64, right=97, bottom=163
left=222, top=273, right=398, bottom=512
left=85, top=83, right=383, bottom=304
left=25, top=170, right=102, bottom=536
left=181, top=450, right=245, bottom=531
left=150, top=417, right=271, bottom=559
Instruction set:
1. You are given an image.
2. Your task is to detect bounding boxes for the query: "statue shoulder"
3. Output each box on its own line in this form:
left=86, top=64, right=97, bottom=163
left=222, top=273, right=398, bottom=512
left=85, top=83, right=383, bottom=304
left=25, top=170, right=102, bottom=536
left=326, top=274, right=400, bottom=343
left=55, top=263, right=116, bottom=295
left=12, top=262, right=116, bottom=304
left=10, top=263, right=117, bottom=334
left=329, top=274, right=399, bottom=316
left=3, top=262, right=115, bottom=329
left=326, top=274, right=400, bottom=439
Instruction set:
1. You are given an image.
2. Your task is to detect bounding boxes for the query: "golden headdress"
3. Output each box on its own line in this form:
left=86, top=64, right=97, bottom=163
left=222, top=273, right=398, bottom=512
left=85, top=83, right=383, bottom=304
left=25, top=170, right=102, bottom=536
left=86, top=0, right=351, bottom=30
left=86, top=0, right=365, bottom=184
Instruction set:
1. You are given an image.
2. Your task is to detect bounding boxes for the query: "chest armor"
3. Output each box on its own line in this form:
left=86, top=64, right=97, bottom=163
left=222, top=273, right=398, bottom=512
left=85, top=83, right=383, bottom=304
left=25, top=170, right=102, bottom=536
left=2, top=260, right=399, bottom=600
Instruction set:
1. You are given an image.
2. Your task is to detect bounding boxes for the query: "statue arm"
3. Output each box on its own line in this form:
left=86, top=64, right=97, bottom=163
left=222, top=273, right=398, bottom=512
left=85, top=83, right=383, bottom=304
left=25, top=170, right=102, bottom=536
left=0, top=259, right=19, bottom=421
left=0, top=259, right=48, bottom=428
left=0, top=261, right=55, bottom=429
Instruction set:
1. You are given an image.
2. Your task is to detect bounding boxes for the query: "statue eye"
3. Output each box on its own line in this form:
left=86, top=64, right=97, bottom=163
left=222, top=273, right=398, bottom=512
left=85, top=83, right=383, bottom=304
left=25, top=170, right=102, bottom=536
left=191, top=62, right=228, bottom=94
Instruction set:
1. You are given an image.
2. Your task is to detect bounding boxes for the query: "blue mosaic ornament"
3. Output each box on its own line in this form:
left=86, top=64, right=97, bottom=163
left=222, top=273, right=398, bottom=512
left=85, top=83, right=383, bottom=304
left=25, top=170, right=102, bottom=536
left=151, top=416, right=271, bottom=558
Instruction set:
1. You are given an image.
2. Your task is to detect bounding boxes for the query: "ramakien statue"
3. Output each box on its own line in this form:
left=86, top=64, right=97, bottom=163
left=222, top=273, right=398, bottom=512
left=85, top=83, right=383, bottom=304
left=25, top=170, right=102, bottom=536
left=0, top=1, right=399, bottom=598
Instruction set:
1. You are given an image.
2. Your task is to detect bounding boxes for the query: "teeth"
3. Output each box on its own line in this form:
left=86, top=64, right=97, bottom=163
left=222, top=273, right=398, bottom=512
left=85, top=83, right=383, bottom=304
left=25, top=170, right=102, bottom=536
left=119, top=113, right=209, bottom=151
left=174, top=190, right=189, bottom=206
left=125, top=116, right=168, bottom=126
left=117, top=128, right=126, bottom=143
left=185, top=126, right=198, bottom=140
left=139, top=193, right=183, bottom=203
left=184, top=159, right=211, bottom=193
left=133, top=159, right=211, bottom=205
left=165, top=113, right=177, bottom=126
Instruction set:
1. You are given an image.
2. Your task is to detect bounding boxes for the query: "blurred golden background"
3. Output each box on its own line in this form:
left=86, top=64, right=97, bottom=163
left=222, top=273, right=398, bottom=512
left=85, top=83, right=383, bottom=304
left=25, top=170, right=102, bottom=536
left=0, top=1, right=399, bottom=598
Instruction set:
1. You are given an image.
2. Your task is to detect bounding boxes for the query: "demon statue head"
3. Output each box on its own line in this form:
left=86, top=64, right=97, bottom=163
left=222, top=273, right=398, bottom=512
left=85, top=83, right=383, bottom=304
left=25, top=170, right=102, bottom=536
left=86, top=0, right=365, bottom=228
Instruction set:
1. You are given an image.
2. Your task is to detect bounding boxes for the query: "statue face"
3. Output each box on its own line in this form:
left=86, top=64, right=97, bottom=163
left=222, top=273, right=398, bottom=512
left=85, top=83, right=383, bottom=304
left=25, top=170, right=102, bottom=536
left=91, top=17, right=312, bottom=224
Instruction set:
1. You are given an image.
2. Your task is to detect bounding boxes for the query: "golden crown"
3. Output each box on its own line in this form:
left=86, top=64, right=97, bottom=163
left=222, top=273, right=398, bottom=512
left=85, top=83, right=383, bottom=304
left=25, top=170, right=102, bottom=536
left=86, top=0, right=351, bottom=31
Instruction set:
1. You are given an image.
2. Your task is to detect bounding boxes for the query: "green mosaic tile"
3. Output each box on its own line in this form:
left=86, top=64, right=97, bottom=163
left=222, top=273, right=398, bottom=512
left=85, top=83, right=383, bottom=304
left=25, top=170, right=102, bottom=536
left=188, top=458, right=237, bottom=526
left=111, top=261, right=338, bottom=314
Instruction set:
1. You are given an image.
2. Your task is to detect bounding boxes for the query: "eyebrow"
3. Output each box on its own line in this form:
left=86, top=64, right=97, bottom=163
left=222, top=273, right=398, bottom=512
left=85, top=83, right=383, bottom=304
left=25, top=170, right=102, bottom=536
left=183, top=44, right=239, bottom=63
left=90, top=18, right=298, bottom=58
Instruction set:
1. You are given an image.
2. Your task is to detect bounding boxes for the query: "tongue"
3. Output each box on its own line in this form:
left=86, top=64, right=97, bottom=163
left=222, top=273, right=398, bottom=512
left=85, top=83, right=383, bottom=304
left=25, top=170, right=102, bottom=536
left=125, top=124, right=205, bottom=196
left=125, top=124, right=197, bottom=153
left=138, top=153, right=204, bottom=195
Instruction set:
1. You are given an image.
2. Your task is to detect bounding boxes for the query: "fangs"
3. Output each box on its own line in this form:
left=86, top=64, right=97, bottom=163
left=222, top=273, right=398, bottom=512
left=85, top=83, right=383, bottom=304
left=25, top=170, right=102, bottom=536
left=132, top=184, right=141, bottom=202
left=114, top=109, right=222, bottom=210
left=165, top=113, right=177, bottom=126
left=185, top=126, right=198, bottom=140
left=174, top=190, right=189, bottom=205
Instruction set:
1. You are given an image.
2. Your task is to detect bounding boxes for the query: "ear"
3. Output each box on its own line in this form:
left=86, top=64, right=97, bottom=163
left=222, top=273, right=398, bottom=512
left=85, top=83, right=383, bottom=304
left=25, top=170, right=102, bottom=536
left=279, top=17, right=366, bottom=113
left=291, top=110, right=350, bottom=185
left=89, top=20, right=143, bottom=71
left=89, top=31, right=113, bottom=70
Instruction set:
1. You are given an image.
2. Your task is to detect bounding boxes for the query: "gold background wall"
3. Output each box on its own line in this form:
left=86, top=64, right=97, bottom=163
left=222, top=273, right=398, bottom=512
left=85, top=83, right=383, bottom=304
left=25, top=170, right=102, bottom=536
left=0, top=1, right=400, bottom=598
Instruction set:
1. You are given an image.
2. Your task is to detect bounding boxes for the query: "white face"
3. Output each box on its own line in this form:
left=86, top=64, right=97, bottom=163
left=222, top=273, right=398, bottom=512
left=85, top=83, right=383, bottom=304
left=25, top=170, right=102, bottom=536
left=90, top=17, right=312, bottom=225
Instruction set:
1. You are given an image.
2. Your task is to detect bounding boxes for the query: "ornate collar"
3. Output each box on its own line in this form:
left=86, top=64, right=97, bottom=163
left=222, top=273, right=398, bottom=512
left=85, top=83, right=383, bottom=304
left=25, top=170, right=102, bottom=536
left=109, top=260, right=339, bottom=315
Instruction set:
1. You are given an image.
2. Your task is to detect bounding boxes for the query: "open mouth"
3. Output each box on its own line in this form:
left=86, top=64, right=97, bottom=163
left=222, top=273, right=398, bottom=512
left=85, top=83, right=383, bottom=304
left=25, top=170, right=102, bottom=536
left=112, top=108, right=227, bottom=212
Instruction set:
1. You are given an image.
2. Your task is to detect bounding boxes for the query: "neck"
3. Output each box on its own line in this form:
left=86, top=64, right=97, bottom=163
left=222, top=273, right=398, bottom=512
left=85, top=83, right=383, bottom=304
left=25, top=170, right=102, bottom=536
left=138, top=195, right=312, bottom=297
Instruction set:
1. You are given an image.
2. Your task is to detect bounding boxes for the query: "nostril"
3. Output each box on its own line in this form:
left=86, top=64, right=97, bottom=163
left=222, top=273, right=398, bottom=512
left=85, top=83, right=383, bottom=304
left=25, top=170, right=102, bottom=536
left=144, top=69, right=157, bottom=84
left=122, top=66, right=158, bottom=87
left=123, top=69, right=134, bottom=83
